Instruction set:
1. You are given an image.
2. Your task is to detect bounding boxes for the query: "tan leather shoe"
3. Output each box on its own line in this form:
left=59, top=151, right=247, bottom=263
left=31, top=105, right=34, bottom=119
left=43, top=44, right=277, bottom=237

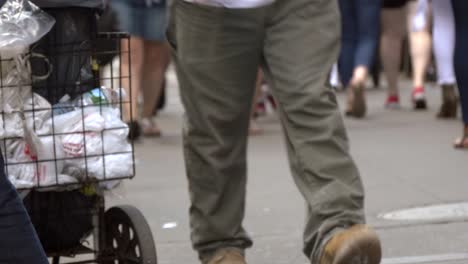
left=319, top=225, right=381, bottom=264
left=206, top=248, right=246, bottom=264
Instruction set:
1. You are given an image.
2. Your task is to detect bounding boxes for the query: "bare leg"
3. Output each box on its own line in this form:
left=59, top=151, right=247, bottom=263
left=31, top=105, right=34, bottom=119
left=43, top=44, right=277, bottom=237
left=407, top=1, right=432, bottom=89
left=380, top=7, right=406, bottom=100
left=121, top=37, right=144, bottom=123
left=139, top=40, right=170, bottom=136
left=141, top=41, right=169, bottom=118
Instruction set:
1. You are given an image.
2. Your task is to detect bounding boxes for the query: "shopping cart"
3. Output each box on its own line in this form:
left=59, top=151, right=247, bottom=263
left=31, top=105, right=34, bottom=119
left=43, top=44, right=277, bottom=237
left=0, top=5, right=157, bottom=264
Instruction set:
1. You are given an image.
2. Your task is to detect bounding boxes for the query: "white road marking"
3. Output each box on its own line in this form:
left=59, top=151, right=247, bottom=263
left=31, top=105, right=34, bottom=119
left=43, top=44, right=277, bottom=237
left=382, top=253, right=468, bottom=264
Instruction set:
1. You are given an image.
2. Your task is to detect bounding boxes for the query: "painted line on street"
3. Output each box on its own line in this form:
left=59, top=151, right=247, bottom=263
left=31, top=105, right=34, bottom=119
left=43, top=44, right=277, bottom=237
left=382, top=253, right=468, bottom=264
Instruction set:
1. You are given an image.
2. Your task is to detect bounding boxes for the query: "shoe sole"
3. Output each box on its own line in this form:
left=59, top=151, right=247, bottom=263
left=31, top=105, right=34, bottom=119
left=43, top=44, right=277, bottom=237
left=414, top=99, right=427, bottom=110
left=437, top=101, right=458, bottom=119
left=351, top=85, right=366, bottom=118
left=333, top=228, right=382, bottom=264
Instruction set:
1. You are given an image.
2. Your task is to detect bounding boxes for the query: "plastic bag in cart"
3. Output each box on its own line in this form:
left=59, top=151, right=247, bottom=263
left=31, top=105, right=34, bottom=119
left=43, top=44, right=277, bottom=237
left=0, top=0, right=55, bottom=58
left=46, top=106, right=133, bottom=185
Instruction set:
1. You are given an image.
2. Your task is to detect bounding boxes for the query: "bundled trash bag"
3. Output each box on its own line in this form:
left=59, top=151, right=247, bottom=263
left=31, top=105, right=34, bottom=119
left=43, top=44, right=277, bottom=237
left=30, top=7, right=99, bottom=104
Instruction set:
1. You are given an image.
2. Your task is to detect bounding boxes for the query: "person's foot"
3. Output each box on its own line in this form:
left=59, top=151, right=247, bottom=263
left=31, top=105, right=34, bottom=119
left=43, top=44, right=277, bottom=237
left=319, top=225, right=382, bottom=264
left=454, top=137, right=468, bottom=149
left=127, top=121, right=141, bottom=141
left=205, top=248, right=246, bottom=264
left=437, top=84, right=458, bottom=119
left=249, top=120, right=263, bottom=136
left=255, top=101, right=267, bottom=117
left=412, top=86, right=427, bottom=110
left=385, top=95, right=400, bottom=109
left=346, top=84, right=367, bottom=118
left=140, top=117, right=161, bottom=137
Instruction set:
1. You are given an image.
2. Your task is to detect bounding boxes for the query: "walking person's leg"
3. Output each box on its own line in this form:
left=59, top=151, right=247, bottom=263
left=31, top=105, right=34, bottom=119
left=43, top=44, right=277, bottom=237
left=337, top=0, right=357, bottom=90
left=407, top=0, right=432, bottom=109
left=352, top=0, right=381, bottom=87
left=337, top=0, right=361, bottom=116
left=339, top=0, right=381, bottom=118
left=121, top=36, right=144, bottom=139
left=0, top=156, right=48, bottom=264
left=110, top=0, right=145, bottom=139
left=432, top=0, right=458, bottom=118
left=169, top=1, right=265, bottom=262
left=263, top=0, right=381, bottom=263
left=139, top=5, right=170, bottom=136
left=451, top=0, right=468, bottom=148
left=380, top=6, right=407, bottom=108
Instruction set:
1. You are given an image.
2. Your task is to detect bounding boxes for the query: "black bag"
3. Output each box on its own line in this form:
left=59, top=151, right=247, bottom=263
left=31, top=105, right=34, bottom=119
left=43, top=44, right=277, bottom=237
left=95, top=5, right=120, bottom=67
left=31, top=8, right=99, bottom=104
left=23, top=190, right=96, bottom=252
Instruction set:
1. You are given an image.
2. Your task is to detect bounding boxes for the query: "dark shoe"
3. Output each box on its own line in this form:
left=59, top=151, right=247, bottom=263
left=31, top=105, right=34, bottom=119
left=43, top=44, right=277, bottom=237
left=437, top=84, right=458, bottom=119
left=205, top=248, right=246, bottom=264
left=412, top=86, right=427, bottom=110
left=319, top=225, right=382, bottom=264
left=127, top=121, right=141, bottom=141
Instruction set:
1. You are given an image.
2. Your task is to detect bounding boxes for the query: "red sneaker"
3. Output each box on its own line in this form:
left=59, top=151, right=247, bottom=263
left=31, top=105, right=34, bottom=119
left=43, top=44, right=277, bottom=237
left=385, top=95, right=400, bottom=109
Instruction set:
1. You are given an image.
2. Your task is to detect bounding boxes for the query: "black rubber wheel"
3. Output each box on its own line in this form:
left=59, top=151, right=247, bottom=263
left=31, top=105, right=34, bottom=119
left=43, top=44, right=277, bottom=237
left=102, top=205, right=157, bottom=264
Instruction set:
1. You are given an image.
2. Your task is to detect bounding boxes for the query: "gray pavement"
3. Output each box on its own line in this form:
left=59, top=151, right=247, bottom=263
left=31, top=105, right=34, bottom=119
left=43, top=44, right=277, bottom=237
left=109, top=71, right=468, bottom=264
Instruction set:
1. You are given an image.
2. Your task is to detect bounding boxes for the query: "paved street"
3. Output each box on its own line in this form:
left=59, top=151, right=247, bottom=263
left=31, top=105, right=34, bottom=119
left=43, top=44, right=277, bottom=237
left=109, top=70, right=468, bottom=264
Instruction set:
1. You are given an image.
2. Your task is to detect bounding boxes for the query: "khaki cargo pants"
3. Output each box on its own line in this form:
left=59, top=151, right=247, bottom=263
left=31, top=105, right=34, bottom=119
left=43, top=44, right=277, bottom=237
left=168, top=0, right=366, bottom=262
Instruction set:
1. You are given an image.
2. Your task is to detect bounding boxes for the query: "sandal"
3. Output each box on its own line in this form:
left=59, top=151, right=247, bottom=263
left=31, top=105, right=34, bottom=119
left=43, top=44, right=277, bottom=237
left=140, top=117, right=162, bottom=137
left=454, top=135, right=468, bottom=149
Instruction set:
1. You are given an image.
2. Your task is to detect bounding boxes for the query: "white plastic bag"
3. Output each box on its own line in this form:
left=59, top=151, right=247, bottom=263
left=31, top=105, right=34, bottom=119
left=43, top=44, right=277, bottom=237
left=0, top=0, right=55, bottom=58
left=4, top=134, right=69, bottom=188
left=47, top=106, right=132, bottom=185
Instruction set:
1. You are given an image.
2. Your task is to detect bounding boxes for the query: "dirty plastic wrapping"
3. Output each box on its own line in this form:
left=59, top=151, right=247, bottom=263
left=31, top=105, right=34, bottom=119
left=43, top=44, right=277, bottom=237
left=0, top=0, right=54, bottom=58
left=4, top=87, right=133, bottom=189
left=0, top=0, right=134, bottom=190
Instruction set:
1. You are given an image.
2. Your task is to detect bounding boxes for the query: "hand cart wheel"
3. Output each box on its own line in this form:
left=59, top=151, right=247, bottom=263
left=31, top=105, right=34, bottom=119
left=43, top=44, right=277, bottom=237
left=102, top=205, right=157, bottom=264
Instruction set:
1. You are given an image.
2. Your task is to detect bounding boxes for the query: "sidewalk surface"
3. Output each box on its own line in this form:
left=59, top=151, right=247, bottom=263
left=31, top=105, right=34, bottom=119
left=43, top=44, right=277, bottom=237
left=110, top=70, right=468, bottom=264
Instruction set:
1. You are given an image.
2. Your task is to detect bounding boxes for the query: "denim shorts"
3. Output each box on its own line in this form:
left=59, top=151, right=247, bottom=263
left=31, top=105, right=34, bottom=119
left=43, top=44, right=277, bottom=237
left=110, top=0, right=168, bottom=41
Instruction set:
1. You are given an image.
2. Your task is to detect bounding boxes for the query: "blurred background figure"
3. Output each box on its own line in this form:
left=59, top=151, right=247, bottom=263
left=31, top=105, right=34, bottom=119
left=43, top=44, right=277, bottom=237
left=407, top=0, right=431, bottom=110
left=432, top=0, right=458, bottom=118
left=338, top=0, right=381, bottom=118
left=451, top=0, right=468, bottom=148
left=110, top=0, right=170, bottom=140
left=380, top=0, right=432, bottom=110
left=380, top=0, right=408, bottom=109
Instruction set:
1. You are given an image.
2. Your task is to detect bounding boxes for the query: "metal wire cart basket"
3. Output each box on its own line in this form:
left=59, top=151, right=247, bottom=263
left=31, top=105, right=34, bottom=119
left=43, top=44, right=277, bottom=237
left=0, top=2, right=157, bottom=263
